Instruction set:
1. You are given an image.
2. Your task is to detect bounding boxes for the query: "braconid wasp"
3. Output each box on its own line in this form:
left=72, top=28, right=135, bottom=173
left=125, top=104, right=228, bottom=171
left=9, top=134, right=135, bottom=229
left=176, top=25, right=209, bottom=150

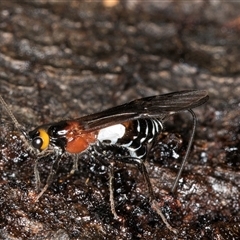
left=0, top=89, right=209, bottom=233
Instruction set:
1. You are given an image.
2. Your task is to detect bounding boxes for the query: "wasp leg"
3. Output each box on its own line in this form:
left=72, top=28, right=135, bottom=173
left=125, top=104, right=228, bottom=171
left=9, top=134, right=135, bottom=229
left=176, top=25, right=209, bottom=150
left=141, top=162, right=178, bottom=233
left=138, top=161, right=155, bottom=200
left=34, top=158, right=41, bottom=191
left=33, top=154, right=61, bottom=202
left=151, top=199, right=178, bottom=234
left=91, top=145, right=119, bottom=219
left=114, top=156, right=155, bottom=200
left=138, top=161, right=178, bottom=234
left=68, top=154, right=79, bottom=176
left=90, top=145, right=120, bottom=219
left=119, top=156, right=178, bottom=233
left=108, top=163, right=120, bottom=220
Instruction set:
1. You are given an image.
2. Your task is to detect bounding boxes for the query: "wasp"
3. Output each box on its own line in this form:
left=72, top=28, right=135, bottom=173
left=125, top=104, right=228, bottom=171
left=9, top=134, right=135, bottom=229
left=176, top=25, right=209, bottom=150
left=0, top=90, right=208, bottom=233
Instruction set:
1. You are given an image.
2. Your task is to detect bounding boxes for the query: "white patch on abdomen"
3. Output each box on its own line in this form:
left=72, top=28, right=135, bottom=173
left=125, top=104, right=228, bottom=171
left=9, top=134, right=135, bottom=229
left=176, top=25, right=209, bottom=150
left=97, top=124, right=125, bottom=144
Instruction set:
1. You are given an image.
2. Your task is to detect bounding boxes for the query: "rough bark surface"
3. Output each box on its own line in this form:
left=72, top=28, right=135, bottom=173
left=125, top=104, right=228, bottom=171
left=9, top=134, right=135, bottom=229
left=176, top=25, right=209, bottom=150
left=0, top=1, right=239, bottom=239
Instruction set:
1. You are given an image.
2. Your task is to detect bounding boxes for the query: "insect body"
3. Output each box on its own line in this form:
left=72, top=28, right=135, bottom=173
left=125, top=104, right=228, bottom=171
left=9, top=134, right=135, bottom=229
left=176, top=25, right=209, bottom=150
left=28, top=90, right=207, bottom=158
left=0, top=89, right=209, bottom=233
left=30, top=118, right=163, bottom=159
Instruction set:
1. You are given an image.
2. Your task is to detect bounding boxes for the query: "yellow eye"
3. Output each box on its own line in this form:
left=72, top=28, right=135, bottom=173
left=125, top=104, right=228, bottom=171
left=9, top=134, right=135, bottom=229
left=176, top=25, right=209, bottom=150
left=32, top=129, right=50, bottom=151
left=38, top=129, right=50, bottom=150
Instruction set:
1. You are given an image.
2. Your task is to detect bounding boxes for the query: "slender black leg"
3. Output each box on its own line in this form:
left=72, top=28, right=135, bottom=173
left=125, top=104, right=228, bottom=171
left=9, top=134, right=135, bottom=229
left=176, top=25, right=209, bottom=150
left=118, top=156, right=177, bottom=233
left=138, top=161, right=155, bottom=201
left=138, top=162, right=178, bottom=233
left=115, top=156, right=155, bottom=201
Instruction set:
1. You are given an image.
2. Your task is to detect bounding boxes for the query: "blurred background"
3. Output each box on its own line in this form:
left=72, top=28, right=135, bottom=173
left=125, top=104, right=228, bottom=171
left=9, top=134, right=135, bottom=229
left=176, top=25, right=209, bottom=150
left=0, top=1, right=239, bottom=239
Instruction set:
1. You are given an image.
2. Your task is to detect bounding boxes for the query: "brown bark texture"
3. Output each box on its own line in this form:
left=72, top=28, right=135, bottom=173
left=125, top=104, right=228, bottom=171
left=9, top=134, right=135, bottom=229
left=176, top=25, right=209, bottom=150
left=0, top=1, right=239, bottom=239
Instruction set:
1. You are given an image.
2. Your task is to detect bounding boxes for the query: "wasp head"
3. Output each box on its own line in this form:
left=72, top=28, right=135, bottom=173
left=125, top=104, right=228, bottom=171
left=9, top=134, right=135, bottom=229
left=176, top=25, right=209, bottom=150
left=28, top=122, right=68, bottom=153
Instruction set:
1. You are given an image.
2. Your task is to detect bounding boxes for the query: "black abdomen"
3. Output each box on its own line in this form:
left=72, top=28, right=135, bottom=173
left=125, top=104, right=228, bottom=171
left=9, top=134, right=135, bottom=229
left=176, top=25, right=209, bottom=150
left=116, top=118, right=163, bottom=159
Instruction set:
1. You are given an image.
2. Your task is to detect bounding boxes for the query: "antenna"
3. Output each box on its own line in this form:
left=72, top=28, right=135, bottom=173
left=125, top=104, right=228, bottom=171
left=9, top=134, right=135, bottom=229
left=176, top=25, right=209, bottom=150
left=0, top=94, right=27, bottom=138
